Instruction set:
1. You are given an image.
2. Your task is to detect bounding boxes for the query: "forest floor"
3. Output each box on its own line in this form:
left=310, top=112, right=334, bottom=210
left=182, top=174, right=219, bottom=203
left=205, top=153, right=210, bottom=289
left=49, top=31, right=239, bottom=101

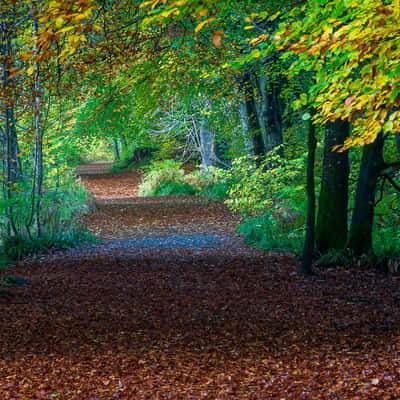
left=1, top=162, right=400, bottom=399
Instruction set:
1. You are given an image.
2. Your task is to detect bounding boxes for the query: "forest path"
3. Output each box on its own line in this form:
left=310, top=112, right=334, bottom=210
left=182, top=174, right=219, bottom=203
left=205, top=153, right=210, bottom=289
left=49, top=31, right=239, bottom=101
left=76, top=161, right=247, bottom=247
left=1, top=163, right=400, bottom=399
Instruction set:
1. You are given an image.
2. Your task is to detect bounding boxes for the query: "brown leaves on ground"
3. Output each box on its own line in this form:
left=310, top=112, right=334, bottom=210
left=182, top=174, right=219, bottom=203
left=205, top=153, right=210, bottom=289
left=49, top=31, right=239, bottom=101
left=1, top=164, right=400, bottom=399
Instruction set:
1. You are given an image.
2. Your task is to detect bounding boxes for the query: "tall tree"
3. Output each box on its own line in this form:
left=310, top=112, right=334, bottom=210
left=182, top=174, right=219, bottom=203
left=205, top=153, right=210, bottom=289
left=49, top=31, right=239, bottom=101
left=300, top=114, right=317, bottom=274
left=347, top=134, right=385, bottom=255
left=316, top=120, right=350, bottom=253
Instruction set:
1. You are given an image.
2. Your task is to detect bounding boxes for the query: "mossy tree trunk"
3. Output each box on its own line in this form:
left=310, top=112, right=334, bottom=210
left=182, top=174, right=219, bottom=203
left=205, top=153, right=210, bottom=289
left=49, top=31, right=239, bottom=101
left=254, top=74, right=284, bottom=157
left=237, top=72, right=265, bottom=159
left=316, top=120, right=350, bottom=253
left=347, top=134, right=385, bottom=255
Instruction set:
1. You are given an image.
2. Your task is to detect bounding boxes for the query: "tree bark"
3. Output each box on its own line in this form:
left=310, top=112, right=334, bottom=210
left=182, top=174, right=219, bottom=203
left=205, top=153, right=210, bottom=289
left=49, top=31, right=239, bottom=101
left=199, top=117, right=216, bottom=167
left=347, top=134, right=385, bottom=255
left=254, top=74, right=284, bottom=157
left=32, top=11, right=43, bottom=237
left=316, top=120, right=350, bottom=253
left=238, top=89, right=255, bottom=156
left=0, top=17, right=21, bottom=235
left=237, top=73, right=265, bottom=158
left=300, top=117, right=317, bottom=274
left=113, top=139, right=120, bottom=160
left=395, top=132, right=400, bottom=157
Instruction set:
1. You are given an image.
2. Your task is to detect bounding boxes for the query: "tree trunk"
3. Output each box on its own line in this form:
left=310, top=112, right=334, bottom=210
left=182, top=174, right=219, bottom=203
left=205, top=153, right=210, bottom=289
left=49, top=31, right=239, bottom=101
left=347, top=134, right=385, bottom=255
left=316, top=120, right=350, bottom=253
left=32, top=13, right=43, bottom=237
left=238, top=89, right=255, bottom=156
left=1, top=18, right=21, bottom=235
left=255, top=74, right=284, bottom=157
left=300, top=117, right=317, bottom=274
left=199, top=117, right=216, bottom=167
left=113, top=139, right=120, bottom=160
left=237, top=73, right=265, bottom=158
left=395, top=132, right=400, bottom=157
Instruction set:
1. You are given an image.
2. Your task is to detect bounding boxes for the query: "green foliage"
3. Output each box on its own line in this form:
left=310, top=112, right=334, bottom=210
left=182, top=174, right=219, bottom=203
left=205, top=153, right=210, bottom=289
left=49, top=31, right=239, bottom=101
left=239, top=211, right=303, bottom=254
left=316, top=248, right=380, bottom=270
left=0, top=275, right=29, bottom=289
left=110, top=144, right=158, bottom=172
left=138, top=160, right=188, bottom=196
left=138, top=160, right=234, bottom=198
left=2, top=229, right=95, bottom=262
left=0, top=170, right=91, bottom=248
left=316, top=249, right=350, bottom=268
left=200, top=182, right=230, bottom=199
left=225, top=153, right=305, bottom=216
left=184, top=167, right=230, bottom=199
left=374, top=191, right=400, bottom=260
left=214, top=151, right=307, bottom=254
left=153, top=181, right=197, bottom=196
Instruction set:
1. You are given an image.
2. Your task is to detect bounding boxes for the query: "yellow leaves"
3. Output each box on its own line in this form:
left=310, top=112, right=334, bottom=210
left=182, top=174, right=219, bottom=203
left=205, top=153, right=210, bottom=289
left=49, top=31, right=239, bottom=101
left=249, top=34, right=268, bottom=46
left=195, top=17, right=216, bottom=33
left=197, top=7, right=209, bottom=17
left=26, top=66, right=35, bottom=76
left=270, top=11, right=281, bottom=21
left=55, top=16, right=64, bottom=28
left=171, top=0, right=188, bottom=6
left=140, top=0, right=167, bottom=9
left=159, top=7, right=180, bottom=18
left=57, top=26, right=75, bottom=34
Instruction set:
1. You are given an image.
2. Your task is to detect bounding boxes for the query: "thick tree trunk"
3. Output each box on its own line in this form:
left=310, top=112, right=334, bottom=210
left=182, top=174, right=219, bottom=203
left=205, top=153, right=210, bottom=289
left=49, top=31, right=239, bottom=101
left=347, top=134, right=385, bottom=255
left=237, top=73, right=265, bottom=158
left=255, top=74, right=284, bottom=156
left=238, top=91, right=255, bottom=156
left=300, top=117, right=317, bottom=274
left=316, top=120, right=350, bottom=253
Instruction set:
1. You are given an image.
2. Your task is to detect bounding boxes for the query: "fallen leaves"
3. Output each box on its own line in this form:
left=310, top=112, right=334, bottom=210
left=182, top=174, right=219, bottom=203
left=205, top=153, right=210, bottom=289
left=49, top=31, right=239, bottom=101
left=0, top=166, right=399, bottom=399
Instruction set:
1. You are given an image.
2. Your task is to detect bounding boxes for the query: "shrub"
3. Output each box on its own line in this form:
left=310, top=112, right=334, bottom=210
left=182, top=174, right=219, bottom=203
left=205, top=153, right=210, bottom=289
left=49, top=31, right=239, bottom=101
left=220, top=152, right=306, bottom=254
left=225, top=154, right=305, bottom=216
left=138, top=160, right=189, bottom=196
left=3, top=229, right=95, bottom=262
left=152, top=181, right=197, bottom=196
left=200, top=182, right=230, bottom=199
left=0, top=275, right=29, bottom=288
left=0, top=170, right=93, bottom=259
left=239, top=211, right=304, bottom=254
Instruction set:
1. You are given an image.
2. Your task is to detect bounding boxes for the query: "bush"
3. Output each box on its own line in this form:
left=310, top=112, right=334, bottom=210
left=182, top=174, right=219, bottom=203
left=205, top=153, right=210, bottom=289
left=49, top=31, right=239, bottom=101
left=0, top=169, right=93, bottom=260
left=220, top=152, right=306, bottom=254
left=2, top=229, right=95, bottom=262
left=200, top=182, right=230, bottom=199
left=138, top=160, right=192, bottom=196
left=152, top=181, right=197, bottom=196
left=239, top=212, right=304, bottom=253
left=0, top=275, right=29, bottom=288
left=225, top=154, right=305, bottom=216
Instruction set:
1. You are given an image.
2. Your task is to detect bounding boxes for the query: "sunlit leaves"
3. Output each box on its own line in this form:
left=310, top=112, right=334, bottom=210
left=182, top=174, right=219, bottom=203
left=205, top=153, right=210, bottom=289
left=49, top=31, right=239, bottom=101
left=277, top=0, right=400, bottom=149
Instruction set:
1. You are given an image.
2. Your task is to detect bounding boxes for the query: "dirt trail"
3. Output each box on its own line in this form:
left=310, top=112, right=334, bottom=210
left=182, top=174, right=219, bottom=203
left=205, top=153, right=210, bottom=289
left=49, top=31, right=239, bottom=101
left=77, top=162, right=242, bottom=243
left=1, top=163, right=400, bottom=399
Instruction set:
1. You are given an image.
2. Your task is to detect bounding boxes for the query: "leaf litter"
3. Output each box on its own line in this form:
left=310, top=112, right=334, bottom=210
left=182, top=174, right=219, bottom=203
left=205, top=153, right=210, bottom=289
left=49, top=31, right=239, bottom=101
left=1, top=164, right=399, bottom=399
